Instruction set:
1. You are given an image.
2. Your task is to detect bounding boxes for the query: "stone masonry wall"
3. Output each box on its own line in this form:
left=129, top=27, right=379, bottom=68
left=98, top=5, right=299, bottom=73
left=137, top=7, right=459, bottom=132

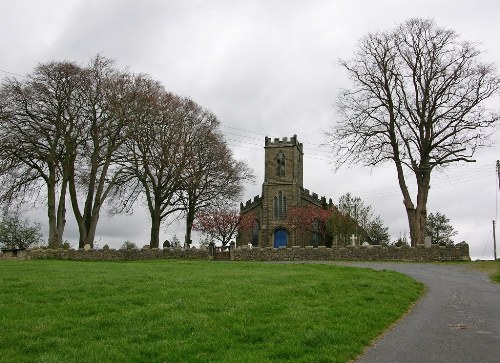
left=0, top=243, right=469, bottom=262
left=232, top=243, right=470, bottom=262
left=0, top=248, right=209, bottom=261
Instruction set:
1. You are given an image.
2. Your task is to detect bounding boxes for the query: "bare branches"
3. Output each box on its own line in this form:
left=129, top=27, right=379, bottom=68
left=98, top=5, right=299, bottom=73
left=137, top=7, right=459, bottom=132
left=1, top=54, right=254, bottom=249
left=0, top=61, right=83, bottom=247
left=330, top=18, right=499, bottom=171
left=328, top=18, right=500, bottom=245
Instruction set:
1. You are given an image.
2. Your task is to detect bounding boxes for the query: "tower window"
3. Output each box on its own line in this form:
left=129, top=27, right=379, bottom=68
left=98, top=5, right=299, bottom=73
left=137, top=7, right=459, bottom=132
left=276, top=151, right=285, bottom=176
left=273, top=190, right=287, bottom=220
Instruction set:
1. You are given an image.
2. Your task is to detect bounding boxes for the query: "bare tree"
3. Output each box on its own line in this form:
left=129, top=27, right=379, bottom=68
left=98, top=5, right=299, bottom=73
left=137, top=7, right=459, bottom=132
left=179, top=126, right=254, bottom=248
left=328, top=18, right=500, bottom=246
left=337, top=193, right=373, bottom=231
left=123, top=80, right=209, bottom=248
left=0, top=62, right=84, bottom=247
left=67, top=56, right=134, bottom=248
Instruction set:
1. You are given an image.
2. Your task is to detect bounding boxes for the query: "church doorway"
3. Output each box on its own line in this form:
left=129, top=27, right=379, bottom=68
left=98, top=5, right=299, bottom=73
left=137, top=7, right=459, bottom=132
left=274, top=228, right=288, bottom=248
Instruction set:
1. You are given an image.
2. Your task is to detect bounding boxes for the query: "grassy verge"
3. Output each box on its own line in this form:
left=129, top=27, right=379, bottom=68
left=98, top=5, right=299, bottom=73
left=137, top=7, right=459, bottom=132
left=0, top=260, right=423, bottom=363
left=469, top=260, right=500, bottom=283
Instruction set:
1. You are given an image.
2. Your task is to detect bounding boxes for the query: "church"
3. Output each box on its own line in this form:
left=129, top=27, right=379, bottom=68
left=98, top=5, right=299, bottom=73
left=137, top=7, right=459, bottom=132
left=238, top=135, right=334, bottom=248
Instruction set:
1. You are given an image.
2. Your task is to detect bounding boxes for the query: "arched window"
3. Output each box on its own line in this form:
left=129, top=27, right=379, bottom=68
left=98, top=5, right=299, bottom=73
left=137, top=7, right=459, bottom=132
left=276, top=151, right=285, bottom=176
left=273, top=190, right=287, bottom=220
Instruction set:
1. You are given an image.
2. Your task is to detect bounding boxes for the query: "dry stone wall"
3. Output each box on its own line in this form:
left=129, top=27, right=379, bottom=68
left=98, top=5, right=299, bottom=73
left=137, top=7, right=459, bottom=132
left=0, top=247, right=209, bottom=261
left=0, top=243, right=469, bottom=262
left=232, top=243, right=470, bottom=262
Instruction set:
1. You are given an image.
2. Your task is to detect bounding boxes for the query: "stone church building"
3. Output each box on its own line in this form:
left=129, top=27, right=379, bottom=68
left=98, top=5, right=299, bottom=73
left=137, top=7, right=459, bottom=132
left=238, top=135, right=334, bottom=248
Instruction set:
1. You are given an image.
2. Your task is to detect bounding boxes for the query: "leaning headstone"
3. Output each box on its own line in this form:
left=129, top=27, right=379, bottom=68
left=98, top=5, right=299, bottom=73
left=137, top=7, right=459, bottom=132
left=424, top=236, right=432, bottom=248
left=84, top=244, right=91, bottom=251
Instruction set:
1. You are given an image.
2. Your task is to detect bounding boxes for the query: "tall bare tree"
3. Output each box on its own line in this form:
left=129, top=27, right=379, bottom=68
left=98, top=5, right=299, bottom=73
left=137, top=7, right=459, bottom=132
left=123, top=80, right=210, bottom=248
left=67, top=56, right=134, bottom=248
left=0, top=62, right=84, bottom=247
left=328, top=18, right=500, bottom=246
left=179, top=126, right=254, bottom=248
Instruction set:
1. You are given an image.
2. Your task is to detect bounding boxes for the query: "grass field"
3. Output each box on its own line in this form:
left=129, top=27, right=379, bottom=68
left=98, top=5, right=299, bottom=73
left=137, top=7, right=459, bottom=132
left=469, top=260, right=500, bottom=283
left=0, top=260, right=424, bottom=363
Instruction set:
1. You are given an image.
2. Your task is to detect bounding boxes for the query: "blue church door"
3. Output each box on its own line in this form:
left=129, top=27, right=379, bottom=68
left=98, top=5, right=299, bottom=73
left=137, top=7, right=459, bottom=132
left=274, top=228, right=287, bottom=248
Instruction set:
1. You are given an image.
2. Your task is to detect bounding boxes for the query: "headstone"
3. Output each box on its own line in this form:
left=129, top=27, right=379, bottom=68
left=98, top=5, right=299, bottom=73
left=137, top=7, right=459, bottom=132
left=248, top=243, right=253, bottom=249
left=424, top=236, right=432, bottom=248
left=362, top=241, right=369, bottom=246
left=84, top=244, right=91, bottom=251
left=350, top=234, right=358, bottom=246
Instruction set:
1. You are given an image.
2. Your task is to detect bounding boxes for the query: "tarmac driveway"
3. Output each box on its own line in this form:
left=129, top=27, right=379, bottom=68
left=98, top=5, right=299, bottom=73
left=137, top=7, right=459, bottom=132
left=334, top=262, right=500, bottom=363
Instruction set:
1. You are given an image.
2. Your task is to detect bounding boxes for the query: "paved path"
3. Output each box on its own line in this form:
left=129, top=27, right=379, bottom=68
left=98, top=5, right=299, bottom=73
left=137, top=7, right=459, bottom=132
left=334, top=262, right=500, bottom=363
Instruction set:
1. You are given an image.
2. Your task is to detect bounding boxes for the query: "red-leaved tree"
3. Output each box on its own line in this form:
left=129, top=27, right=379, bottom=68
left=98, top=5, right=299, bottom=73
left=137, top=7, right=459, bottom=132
left=287, top=206, right=334, bottom=246
left=193, top=209, right=254, bottom=247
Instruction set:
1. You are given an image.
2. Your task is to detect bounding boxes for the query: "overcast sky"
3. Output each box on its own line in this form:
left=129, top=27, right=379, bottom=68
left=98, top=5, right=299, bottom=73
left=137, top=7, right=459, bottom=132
left=1, top=0, right=499, bottom=259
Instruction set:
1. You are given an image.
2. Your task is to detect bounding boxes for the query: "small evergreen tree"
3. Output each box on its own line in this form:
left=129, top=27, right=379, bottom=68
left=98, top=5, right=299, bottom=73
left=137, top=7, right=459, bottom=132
left=392, top=235, right=409, bottom=247
left=120, top=240, right=138, bottom=250
left=171, top=235, right=181, bottom=248
left=366, top=216, right=390, bottom=245
left=426, top=212, right=457, bottom=245
left=0, top=209, right=43, bottom=249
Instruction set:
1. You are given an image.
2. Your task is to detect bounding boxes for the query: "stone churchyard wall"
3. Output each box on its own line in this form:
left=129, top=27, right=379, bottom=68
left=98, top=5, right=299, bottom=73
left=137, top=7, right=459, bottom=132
left=0, top=243, right=469, bottom=262
left=232, top=243, right=470, bottom=262
left=0, top=247, right=209, bottom=261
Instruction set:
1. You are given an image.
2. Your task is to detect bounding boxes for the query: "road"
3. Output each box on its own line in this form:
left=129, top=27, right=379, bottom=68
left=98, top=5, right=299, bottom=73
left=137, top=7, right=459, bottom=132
left=333, top=262, right=500, bottom=363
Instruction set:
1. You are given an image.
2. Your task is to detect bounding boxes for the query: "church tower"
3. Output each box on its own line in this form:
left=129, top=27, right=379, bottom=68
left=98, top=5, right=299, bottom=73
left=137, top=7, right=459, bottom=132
left=239, top=134, right=328, bottom=248
left=260, top=135, right=303, bottom=247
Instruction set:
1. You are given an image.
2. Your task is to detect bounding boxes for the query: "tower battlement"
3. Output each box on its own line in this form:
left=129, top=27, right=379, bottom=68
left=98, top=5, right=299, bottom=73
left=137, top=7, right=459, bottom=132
left=240, top=195, right=263, bottom=213
left=265, top=134, right=303, bottom=152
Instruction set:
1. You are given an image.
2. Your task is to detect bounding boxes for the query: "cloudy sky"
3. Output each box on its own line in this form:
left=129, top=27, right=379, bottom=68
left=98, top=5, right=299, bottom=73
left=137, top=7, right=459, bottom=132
left=1, top=0, right=499, bottom=259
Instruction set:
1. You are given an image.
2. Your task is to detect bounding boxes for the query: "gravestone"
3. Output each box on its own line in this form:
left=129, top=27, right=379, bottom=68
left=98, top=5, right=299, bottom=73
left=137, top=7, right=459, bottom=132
left=350, top=234, right=358, bottom=246
left=424, top=236, right=432, bottom=248
left=84, top=244, right=91, bottom=251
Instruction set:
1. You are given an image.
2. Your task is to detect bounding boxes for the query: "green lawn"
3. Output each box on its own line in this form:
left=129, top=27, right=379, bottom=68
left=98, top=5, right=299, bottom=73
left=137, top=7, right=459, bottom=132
left=0, top=260, right=423, bottom=363
left=469, top=260, right=500, bottom=283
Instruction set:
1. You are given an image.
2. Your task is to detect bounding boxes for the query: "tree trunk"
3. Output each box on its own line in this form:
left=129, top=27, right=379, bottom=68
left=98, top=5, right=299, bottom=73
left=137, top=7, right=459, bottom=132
left=185, top=207, right=195, bottom=249
left=402, top=168, right=431, bottom=247
left=85, top=214, right=99, bottom=248
left=413, top=168, right=431, bottom=246
left=47, top=166, right=62, bottom=248
left=76, top=211, right=101, bottom=249
left=76, top=219, right=88, bottom=249
left=56, top=180, right=67, bottom=245
left=150, top=211, right=161, bottom=249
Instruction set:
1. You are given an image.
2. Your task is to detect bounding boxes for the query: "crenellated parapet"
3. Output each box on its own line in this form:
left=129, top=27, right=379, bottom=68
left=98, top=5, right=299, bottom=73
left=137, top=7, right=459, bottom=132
left=301, top=189, right=335, bottom=209
left=240, top=194, right=263, bottom=213
left=265, top=134, right=303, bottom=153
